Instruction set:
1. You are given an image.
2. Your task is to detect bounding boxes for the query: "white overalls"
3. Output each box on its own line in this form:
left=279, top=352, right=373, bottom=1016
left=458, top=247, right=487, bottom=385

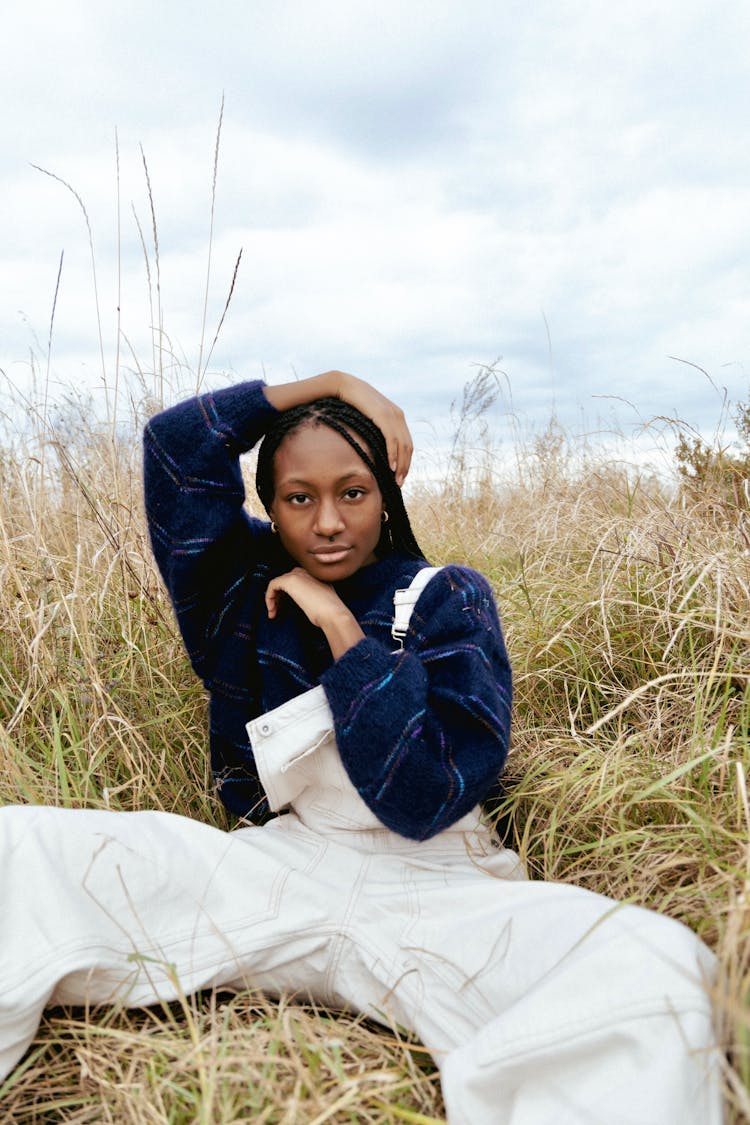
left=0, top=574, right=723, bottom=1123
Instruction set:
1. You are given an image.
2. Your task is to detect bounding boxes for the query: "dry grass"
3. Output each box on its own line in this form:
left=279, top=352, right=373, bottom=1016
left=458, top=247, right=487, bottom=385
left=2, top=992, right=441, bottom=1124
left=1, top=381, right=749, bottom=1121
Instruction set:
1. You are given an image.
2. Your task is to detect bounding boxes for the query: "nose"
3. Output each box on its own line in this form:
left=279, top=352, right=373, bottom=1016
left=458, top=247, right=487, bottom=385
left=314, top=497, right=346, bottom=538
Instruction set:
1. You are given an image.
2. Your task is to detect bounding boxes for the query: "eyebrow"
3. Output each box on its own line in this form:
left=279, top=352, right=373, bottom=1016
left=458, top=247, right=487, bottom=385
left=279, top=470, right=372, bottom=488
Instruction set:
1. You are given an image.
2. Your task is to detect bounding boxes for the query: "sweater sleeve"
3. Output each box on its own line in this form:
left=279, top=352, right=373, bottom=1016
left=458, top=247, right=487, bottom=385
left=320, top=565, right=512, bottom=840
left=143, top=380, right=279, bottom=684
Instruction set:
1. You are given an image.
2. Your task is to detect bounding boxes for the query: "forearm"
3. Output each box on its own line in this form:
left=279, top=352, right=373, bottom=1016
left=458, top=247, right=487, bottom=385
left=146, top=380, right=278, bottom=484
left=323, top=642, right=509, bottom=838
left=320, top=568, right=513, bottom=839
left=144, top=380, right=278, bottom=674
left=263, top=371, right=347, bottom=413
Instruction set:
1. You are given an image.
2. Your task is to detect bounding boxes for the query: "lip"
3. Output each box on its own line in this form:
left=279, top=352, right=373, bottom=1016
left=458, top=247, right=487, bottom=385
left=310, top=546, right=353, bottom=564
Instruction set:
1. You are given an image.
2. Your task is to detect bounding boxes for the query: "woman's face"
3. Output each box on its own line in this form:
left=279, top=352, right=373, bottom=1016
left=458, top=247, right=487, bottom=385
left=269, top=422, right=384, bottom=582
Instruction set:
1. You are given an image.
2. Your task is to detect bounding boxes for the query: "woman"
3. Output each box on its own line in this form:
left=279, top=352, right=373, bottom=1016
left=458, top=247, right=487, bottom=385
left=0, top=372, right=721, bottom=1123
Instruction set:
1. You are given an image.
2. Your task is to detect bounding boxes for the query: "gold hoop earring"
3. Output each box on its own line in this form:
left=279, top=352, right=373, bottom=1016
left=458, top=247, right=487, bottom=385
left=381, top=510, right=389, bottom=524
left=271, top=521, right=278, bottom=534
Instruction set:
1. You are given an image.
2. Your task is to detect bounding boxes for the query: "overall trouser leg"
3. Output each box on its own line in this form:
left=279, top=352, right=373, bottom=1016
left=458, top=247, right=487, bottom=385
left=370, top=844, right=722, bottom=1125
left=0, top=804, right=348, bottom=1081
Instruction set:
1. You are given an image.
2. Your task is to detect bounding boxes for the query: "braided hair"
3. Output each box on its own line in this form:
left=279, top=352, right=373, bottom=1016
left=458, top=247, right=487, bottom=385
left=255, top=397, right=426, bottom=561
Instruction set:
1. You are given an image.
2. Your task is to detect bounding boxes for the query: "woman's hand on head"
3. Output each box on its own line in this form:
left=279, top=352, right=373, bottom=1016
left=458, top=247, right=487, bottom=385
left=329, top=372, right=413, bottom=487
left=263, top=371, right=413, bottom=486
left=265, top=567, right=365, bottom=660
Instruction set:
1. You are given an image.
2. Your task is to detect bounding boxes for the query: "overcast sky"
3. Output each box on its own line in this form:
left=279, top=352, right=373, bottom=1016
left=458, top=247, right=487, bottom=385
left=2, top=0, right=749, bottom=463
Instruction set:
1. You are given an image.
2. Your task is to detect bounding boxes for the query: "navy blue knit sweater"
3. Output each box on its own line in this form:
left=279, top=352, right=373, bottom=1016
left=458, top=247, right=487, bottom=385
left=143, top=380, right=512, bottom=840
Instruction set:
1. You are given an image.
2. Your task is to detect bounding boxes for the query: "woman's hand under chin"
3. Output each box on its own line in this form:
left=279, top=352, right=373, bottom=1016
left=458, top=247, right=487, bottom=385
left=265, top=567, right=365, bottom=660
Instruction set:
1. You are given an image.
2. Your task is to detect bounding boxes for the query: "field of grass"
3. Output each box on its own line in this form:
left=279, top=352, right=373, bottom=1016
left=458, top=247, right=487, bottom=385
left=0, top=366, right=748, bottom=1122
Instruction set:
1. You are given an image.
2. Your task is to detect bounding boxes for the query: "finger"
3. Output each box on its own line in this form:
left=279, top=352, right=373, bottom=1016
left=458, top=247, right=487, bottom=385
left=386, top=431, right=399, bottom=477
left=265, top=578, right=287, bottom=619
left=388, top=441, right=405, bottom=485
left=401, top=436, right=413, bottom=485
left=394, top=427, right=413, bottom=487
left=379, top=410, right=403, bottom=471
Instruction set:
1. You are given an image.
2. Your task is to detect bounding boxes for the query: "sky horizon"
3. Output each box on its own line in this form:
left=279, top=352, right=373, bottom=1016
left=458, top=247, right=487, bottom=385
left=2, top=1, right=749, bottom=473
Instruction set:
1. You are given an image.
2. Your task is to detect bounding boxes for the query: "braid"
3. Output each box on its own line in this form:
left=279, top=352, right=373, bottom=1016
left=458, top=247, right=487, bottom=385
left=255, top=397, right=426, bottom=561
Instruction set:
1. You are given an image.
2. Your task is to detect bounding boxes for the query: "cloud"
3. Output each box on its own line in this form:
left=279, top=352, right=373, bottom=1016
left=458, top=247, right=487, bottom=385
left=2, top=0, right=749, bottom=454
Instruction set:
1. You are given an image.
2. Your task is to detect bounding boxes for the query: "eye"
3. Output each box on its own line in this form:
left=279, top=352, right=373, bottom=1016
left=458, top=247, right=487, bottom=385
left=286, top=493, right=310, bottom=506
left=343, top=487, right=366, bottom=501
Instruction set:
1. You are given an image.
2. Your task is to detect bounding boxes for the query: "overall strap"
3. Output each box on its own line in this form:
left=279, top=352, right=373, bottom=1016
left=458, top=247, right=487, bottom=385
left=391, top=566, right=443, bottom=647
